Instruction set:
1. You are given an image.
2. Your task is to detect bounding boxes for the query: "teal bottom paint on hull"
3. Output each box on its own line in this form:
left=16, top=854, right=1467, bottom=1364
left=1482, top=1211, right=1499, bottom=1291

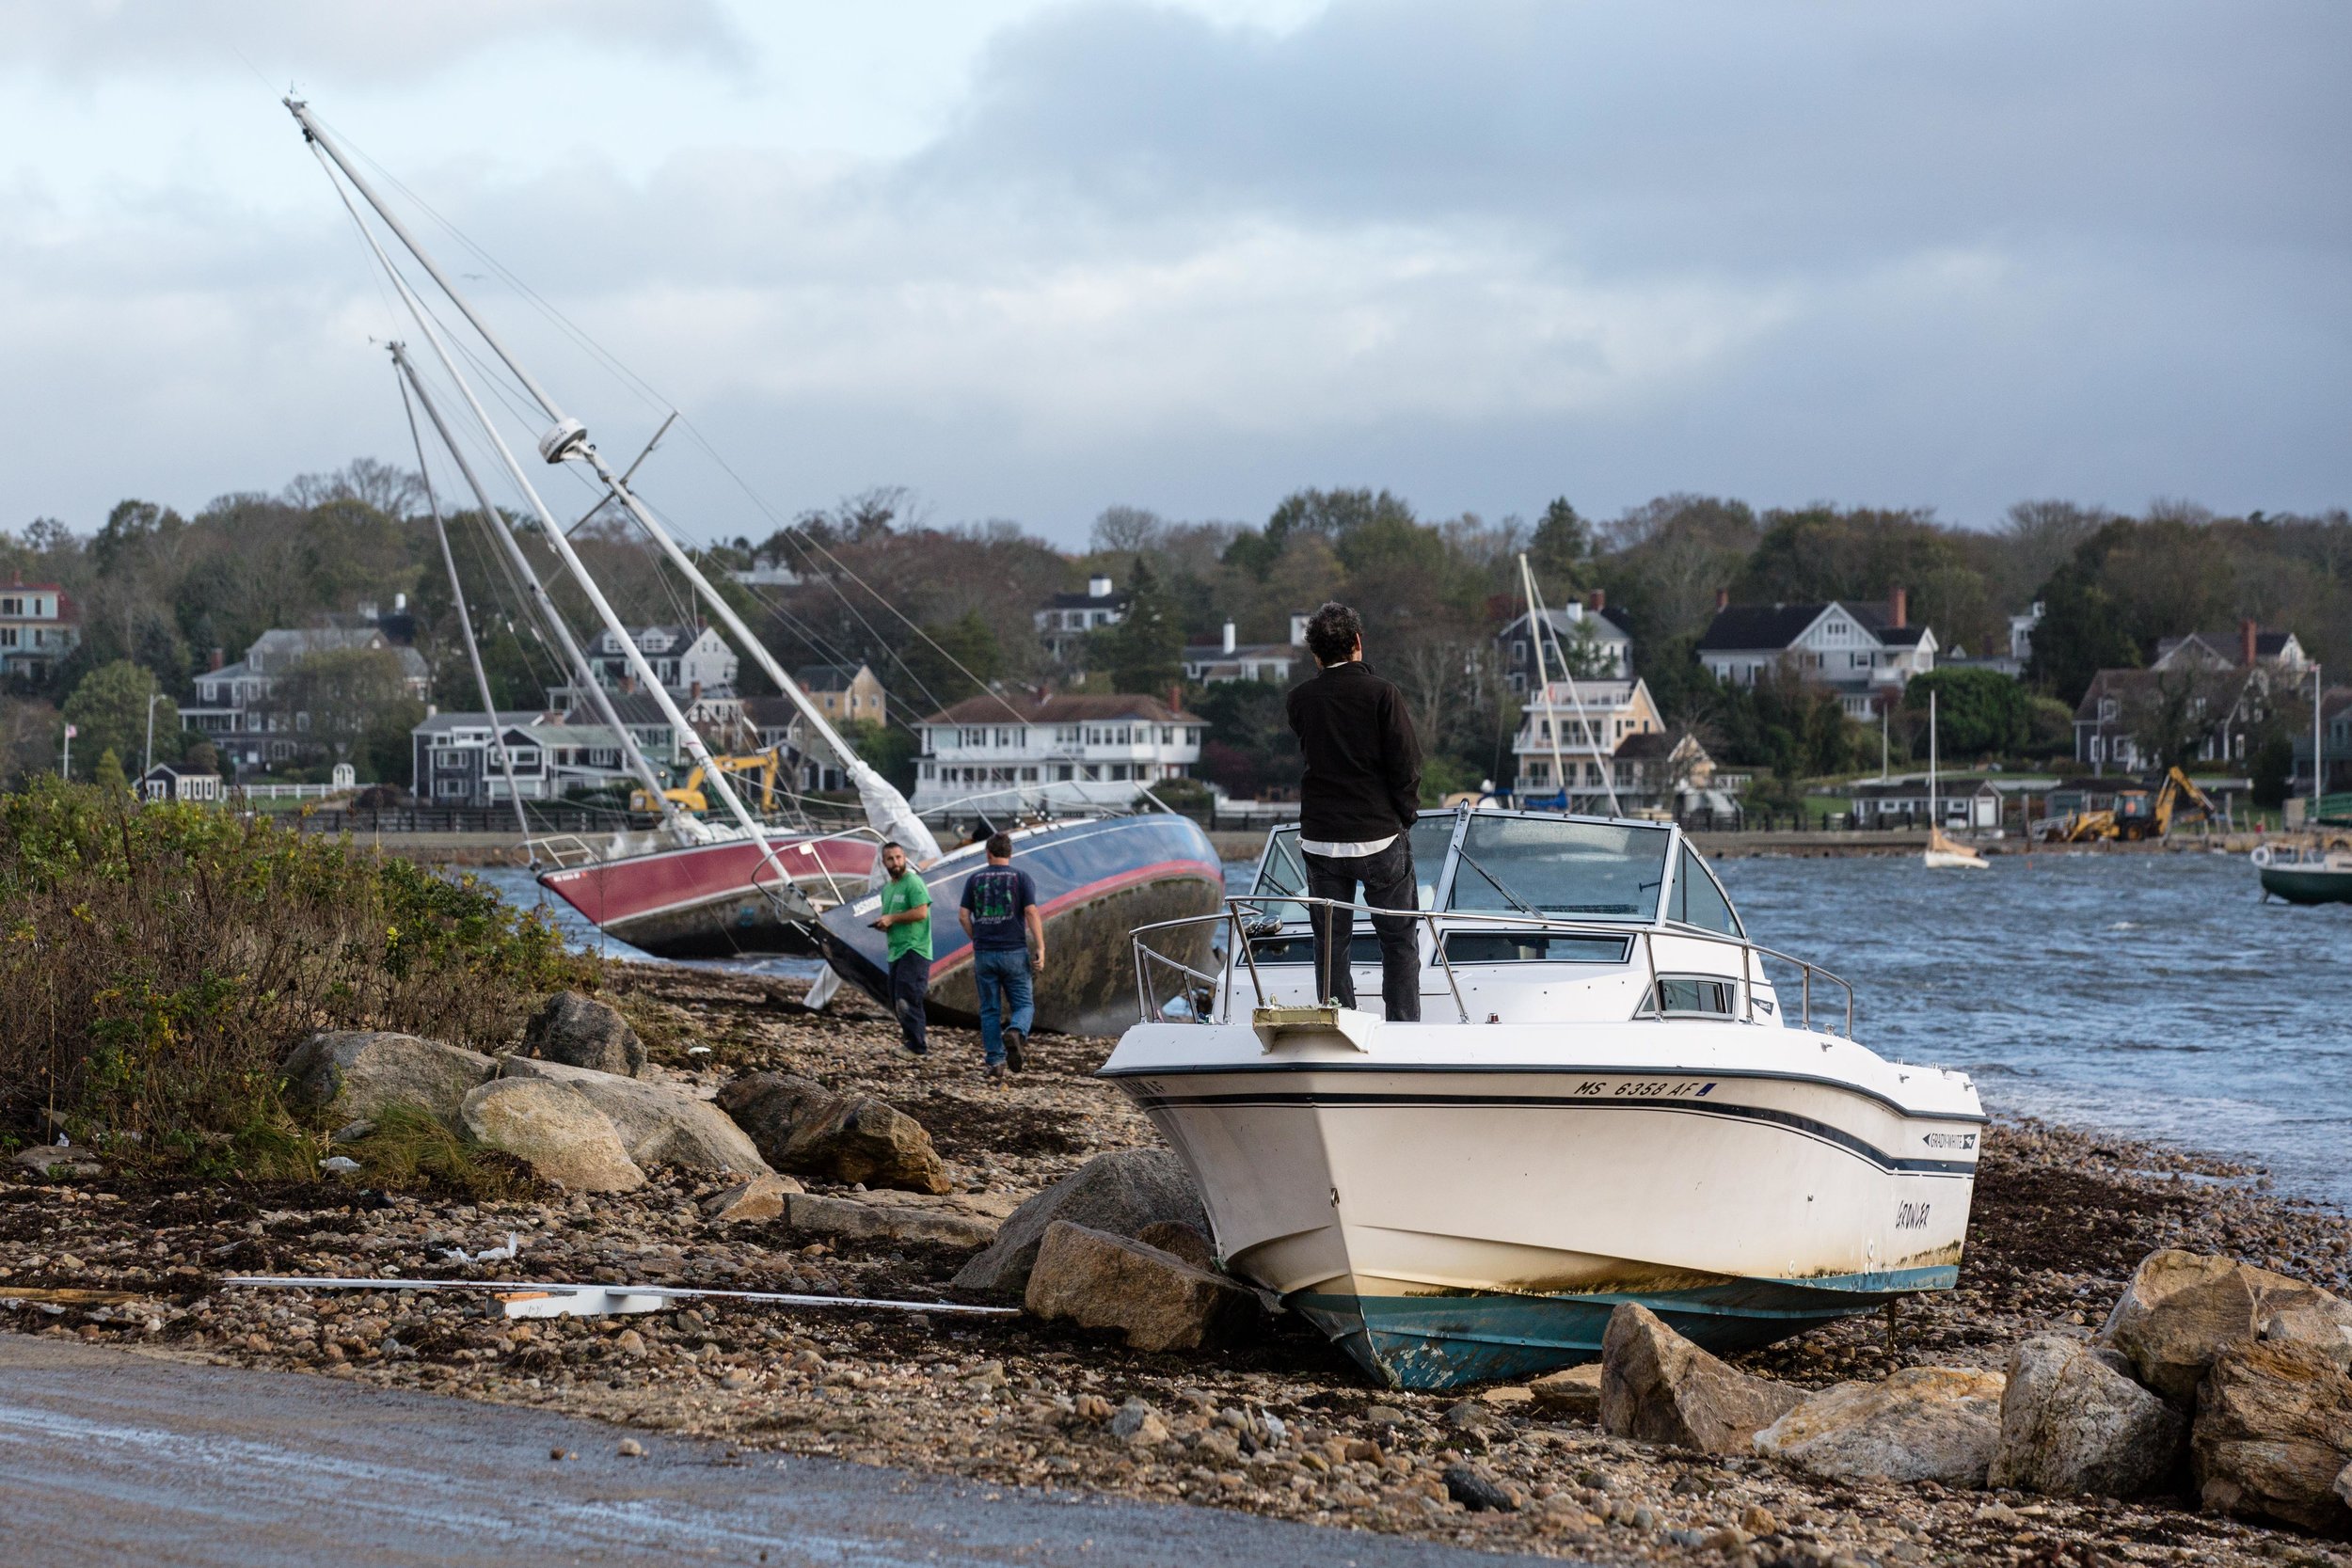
left=2260, top=866, right=2352, bottom=906
left=1293, top=1266, right=1960, bottom=1389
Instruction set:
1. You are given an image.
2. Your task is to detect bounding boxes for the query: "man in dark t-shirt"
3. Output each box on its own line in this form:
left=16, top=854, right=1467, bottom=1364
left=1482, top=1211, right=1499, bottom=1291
left=958, top=831, right=1043, bottom=1079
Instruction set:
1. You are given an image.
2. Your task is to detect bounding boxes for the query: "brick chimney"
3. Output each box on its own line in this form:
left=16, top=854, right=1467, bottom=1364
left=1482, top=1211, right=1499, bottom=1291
left=1714, top=588, right=1730, bottom=613
left=208, top=646, right=224, bottom=672
left=1891, top=587, right=1908, bottom=630
left=1588, top=589, right=1606, bottom=613
left=2242, top=618, right=2259, bottom=668
left=1167, top=683, right=1184, bottom=715
left=690, top=679, right=703, bottom=705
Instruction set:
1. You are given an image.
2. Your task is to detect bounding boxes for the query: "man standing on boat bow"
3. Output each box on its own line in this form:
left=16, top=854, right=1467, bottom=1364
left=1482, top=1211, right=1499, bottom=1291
left=1286, top=601, right=1422, bottom=1022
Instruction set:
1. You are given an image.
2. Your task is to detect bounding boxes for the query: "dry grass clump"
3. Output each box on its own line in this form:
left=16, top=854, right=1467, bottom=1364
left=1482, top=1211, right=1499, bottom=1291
left=343, top=1106, right=542, bottom=1199
left=0, top=780, right=595, bottom=1178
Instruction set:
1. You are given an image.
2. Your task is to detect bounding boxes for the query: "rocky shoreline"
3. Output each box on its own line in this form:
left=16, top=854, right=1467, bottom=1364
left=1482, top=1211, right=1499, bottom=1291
left=6, top=961, right=2350, bottom=1566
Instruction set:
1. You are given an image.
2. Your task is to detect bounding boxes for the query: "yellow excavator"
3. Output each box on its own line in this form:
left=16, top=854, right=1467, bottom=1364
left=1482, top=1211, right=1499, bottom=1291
left=629, top=749, right=787, bottom=817
left=2042, top=766, right=2217, bottom=843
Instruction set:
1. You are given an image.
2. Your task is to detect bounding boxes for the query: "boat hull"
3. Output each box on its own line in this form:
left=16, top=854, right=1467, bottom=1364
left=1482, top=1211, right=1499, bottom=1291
left=2260, top=865, right=2352, bottom=905
left=538, top=833, right=878, bottom=958
left=1106, top=1027, right=1981, bottom=1388
left=817, top=815, right=1226, bottom=1035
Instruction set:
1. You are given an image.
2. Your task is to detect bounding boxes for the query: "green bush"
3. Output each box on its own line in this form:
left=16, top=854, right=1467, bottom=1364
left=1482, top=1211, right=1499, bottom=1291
left=0, top=779, right=596, bottom=1178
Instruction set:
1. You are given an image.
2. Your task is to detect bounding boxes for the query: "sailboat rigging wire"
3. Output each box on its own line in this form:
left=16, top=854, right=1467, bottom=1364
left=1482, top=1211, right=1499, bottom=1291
left=309, top=113, right=1019, bottom=740
left=301, top=122, right=818, bottom=900
left=316, top=113, right=672, bottom=420
left=398, top=357, right=532, bottom=847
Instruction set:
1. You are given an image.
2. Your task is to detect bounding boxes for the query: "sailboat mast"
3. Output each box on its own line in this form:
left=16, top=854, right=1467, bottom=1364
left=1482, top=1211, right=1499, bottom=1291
left=1929, top=689, right=1939, bottom=828
left=1518, top=556, right=1621, bottom=817
left=1518, top=557, right=1570, bottom=810
left=390, top=344, right=679, bottom=829
left=327, top=182, right=793, bottom=886
left=395, top=349, right=530, bottom=842
left=287, top=97, right=942, bottom=863
left=2316, top=664, right=2326, bottom=819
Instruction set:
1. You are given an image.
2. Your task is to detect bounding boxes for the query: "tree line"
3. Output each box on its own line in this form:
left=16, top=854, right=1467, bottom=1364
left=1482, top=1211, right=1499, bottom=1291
left=5, top=464, right=2344, bottom=795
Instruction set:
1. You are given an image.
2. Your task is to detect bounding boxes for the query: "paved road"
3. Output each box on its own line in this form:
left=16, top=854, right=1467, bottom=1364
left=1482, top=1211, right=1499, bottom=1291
left=0, top=1335, right=1540, bottom=1567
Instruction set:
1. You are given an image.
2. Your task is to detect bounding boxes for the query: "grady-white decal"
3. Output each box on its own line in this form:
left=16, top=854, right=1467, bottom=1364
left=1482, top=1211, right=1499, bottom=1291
left=1920, top=1132, right=1978, bottom=1150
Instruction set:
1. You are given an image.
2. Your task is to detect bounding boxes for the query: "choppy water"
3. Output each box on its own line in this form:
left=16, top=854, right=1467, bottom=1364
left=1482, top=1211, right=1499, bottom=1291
left=1713, top=850, right=2352, bottom=1209
left=467, top=851, right=2352, bottom=1207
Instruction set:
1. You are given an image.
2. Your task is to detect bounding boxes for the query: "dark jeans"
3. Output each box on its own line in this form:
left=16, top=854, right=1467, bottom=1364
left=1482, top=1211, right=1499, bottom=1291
left=1302, top=838, right=1421, bottom=1022
left=973, top=946, right=1034, bottom=1066
left=889, top=951, right=930, bottom=1053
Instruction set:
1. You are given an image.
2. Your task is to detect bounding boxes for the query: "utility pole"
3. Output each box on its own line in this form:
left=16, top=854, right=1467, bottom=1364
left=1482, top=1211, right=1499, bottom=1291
left=144, top=690, right=163, bottom=778
left=61, top=722, right=73, bottom=780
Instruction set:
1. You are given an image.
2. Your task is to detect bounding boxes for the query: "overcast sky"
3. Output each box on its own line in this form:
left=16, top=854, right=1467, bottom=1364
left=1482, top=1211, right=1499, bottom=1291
left=4, top=0, right=2345, bottom=548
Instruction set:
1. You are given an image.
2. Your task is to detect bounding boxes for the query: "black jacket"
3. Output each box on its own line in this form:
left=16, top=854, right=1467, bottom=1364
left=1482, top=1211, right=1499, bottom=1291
left=1286, top=661, right=1422, bottom=842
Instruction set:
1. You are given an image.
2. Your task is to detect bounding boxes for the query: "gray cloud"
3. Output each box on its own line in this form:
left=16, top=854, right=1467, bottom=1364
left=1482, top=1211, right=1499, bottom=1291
left=2, top=0, right=2346, bottom=544
left=0, top=0, right=746, bottom=83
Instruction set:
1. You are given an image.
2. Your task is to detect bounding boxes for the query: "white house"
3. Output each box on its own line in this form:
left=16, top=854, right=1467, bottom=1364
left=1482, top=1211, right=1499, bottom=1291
left=137, top=763, right=223, bottom=804
left=1034, top=575, right=1131, bottom=666
left=582, top=624, right=738, bottom=696
left=1695, top=592, right=1937, bottom=719
left=2150, top=622, right=2312, bottom=676
left=1182, top=619, right=1305, bottom=686
left=914, top=692, right=1203, bottom=812
left=0, top=580, right=79, bottom=681
left=1496, top=594, right=1633, bottom=690
left=1509, top=678, right=1665, bottom=805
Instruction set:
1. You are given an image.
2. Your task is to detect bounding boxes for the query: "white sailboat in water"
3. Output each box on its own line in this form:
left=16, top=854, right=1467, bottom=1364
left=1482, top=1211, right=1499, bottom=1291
left=1922, top=689, right=1988, bottom=870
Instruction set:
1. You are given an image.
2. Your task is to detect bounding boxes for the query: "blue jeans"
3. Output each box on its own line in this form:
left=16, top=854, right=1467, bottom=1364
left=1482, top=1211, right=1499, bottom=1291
left=973, top=946, right=1035, bottom=1066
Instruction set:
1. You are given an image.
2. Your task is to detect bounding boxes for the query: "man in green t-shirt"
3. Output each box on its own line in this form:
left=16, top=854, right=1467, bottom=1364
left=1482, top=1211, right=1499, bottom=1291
left=869, top=840, right=932, bottom=1056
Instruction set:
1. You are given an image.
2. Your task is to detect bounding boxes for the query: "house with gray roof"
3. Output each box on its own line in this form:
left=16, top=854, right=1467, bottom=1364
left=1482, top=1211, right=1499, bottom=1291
left=1695, top=590, right=1938, bottom=719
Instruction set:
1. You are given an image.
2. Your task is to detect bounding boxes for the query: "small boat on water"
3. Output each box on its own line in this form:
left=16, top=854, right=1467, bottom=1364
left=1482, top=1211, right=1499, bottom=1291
left=1104, top=809, right=1983, bottom=1389
left=2254, top=843, right=2352, bottom=906
left=1921, top=690, right=1987, bottom=870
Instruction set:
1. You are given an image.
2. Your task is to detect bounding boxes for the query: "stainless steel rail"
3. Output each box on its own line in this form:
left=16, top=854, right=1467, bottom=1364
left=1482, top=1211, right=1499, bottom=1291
left=1128, top=895, right=1858, bottom=1037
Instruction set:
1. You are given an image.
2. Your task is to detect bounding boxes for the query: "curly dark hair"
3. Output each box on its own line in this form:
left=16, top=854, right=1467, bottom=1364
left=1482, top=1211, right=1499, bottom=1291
left=1305, top=601, right=1362, bottom=666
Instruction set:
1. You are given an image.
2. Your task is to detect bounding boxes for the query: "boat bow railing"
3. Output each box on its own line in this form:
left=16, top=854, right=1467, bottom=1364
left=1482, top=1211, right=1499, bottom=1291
left=1130, top=894, right=1856, bottom=1037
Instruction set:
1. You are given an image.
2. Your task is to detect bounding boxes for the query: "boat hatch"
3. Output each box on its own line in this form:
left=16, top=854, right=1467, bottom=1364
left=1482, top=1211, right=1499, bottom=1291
left=1440, top=931, right=1631, bottom=964
left=1447, top=816, right=1670, bottom=920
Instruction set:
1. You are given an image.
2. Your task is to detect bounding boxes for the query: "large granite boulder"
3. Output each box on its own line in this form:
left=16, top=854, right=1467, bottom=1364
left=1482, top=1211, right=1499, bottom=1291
left=280, top=1030, right=496, bottom=1131
left=518, top=990, right=644, bottom=1077
left=458, top=1078, right=644, bottom=1193
left=1988, top=1333, right=2185, bottom=1497
left=500, top=1057, right=769, bottom=1176
left=1024, top=1221, right=1265, bottom=1354
left=2192, top=1338, right=2352, bottom=1534
left=716, top=1072, right=948, bottom=1195
left=1599, top=1303, right=1804, bottom=1454
left=2099, top=1249, right=2352, bottom=1409
left=951, top=1148, right=1209, bottom=1296
left=1754, top=1367, right=2008, bottom=1486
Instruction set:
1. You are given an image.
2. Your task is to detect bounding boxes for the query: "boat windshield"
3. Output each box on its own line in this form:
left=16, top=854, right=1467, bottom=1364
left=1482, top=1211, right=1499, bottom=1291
left=1250, top=817, right=1456, bottom=923
left=1445, top=816, right=1671, bottom=921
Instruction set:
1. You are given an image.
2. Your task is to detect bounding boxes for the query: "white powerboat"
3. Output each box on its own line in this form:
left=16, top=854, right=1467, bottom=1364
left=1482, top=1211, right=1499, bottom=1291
left=1103, top=809, right=1983, bottom=1389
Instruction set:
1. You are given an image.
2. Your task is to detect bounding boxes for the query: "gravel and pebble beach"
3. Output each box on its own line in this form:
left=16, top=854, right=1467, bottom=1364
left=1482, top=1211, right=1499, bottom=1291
left=5, top=961, right=2350, bottom=1567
